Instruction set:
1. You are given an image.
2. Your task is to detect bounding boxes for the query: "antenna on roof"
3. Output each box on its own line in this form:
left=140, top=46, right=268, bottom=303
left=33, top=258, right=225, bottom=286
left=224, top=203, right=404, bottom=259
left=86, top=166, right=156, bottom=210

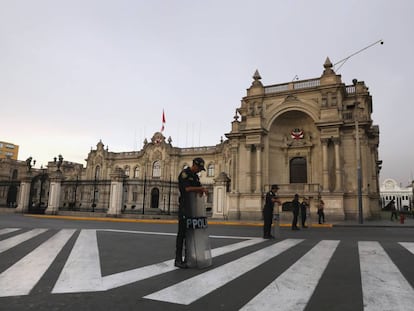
left=334, top=39, right=384, bottom=72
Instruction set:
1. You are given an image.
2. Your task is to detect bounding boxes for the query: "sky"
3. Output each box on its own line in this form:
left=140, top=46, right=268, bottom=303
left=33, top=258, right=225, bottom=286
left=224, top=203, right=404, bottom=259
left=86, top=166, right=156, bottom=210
left=1, top=0, right=413, bottom=185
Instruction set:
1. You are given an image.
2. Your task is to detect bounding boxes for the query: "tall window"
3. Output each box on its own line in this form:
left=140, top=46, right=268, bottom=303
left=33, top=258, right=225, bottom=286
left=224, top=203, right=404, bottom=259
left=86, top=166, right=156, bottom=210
left=95, top=166, right=100, bottom=179
left=124, top=166, right=130, bottom=177
left=134, top=166, right=140, bottom=178
left=207, top=164, right=215, bottom=177
left=290, top=157, right=307, bottom=183
left=152, top=161, right=161, bottom=177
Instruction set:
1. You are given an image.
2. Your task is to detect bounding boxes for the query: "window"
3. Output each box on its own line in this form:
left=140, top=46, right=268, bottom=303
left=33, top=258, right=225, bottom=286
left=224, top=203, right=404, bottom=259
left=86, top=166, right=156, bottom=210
left=290, top=157, right=307, bottom=183
left=152, top=161, right=161, bottom=177
left=207, top=164, right=215, bottom=177
left=134, top=166, right=140, bottom=178
left=124, top=166, right=130, bottom=177
left=95, top=166, right=100, bottom=180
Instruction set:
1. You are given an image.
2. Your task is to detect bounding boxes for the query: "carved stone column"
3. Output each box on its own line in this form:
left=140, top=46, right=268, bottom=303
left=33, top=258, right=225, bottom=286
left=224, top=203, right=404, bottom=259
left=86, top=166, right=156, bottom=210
left=15, top=174, right=32, bottom=213
left=231, top=146, right=238, bottom=192
left=245, top=145, right=251, bottom=192
left=45, top=170, right=64, bottom=215
left=107, top=168, right=127, bottom=217
left=321, top=139, right=329, bottom=192
left=333, top=138, right=342, bottom=191
left=212, top=172, right=230, bottom=218
left=255, top=144, right=262, bottom=193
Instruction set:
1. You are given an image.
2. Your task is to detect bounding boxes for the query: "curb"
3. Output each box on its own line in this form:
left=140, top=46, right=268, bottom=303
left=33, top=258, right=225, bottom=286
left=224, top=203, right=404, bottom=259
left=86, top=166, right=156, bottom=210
left=23, top=214, right=414, bottom=228
left=24, top=214, right=333, bottom=228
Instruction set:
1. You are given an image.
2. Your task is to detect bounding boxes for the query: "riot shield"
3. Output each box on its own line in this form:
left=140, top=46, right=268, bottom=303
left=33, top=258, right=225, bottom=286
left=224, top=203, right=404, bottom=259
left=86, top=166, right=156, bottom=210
left=185, top=192, right=212, bottom=268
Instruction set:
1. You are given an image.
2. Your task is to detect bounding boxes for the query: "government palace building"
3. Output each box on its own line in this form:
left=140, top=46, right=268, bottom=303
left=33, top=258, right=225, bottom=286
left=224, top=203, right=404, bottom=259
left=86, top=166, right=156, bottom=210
left=0, top=58, right=383, bottom=221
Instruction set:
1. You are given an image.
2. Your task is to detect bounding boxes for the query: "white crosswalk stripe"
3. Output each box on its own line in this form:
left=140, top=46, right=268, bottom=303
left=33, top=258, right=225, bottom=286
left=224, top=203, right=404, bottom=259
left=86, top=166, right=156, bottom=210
left=0, top=228, right=48, bottom=253
left=399, top=241, right=414, bottom=255
left=0, top=228, right=20, bottom=236
left=241, top=240, right=339, bottom=311
left=144, top=239, right=303, bottom=305
left=359, top=241, right=414, bottom=311
left=0, top=229, right=75, bottom=297
left=53, top=230, right=265, bottom=293
left=1, top=227, right=414, bottom=310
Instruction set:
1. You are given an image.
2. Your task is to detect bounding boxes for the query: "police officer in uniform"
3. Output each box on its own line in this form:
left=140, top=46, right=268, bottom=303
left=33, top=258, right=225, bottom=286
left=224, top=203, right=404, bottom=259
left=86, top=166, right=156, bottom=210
left=292, top=194, right=300, bottom=230
left=263, top=184, right=281, bottom=239
left=175, top=157, right=208, bottom=268
left=300, top=197, right=309, bottom=228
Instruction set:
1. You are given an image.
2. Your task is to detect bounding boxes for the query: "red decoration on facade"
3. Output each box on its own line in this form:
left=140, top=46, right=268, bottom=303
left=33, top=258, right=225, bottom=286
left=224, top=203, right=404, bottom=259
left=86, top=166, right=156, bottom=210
left=291, top=128, right=304, bottom=140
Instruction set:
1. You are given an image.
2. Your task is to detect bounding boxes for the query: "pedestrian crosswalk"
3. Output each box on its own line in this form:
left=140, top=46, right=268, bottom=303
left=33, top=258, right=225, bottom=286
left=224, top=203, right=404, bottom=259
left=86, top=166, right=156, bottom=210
left=1, top=227, right=414, bottom=310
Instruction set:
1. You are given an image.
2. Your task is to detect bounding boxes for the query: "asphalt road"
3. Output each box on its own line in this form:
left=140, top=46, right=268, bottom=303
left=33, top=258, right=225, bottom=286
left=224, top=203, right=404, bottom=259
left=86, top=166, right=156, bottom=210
left=1, top=214, right=414, bottom=311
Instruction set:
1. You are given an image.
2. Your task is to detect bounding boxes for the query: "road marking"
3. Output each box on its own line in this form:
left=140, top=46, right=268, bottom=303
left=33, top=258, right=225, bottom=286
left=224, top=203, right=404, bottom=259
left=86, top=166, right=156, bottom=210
left=102, top=228, right=258, bottom=240
left=241, top=240, right=339, bottom=311
left=0, top=228, right=48, bottom=253
left=359, top=241, right=414, bottom=311
left=0, top=228, right=20, bottom=236
left=399, top=242, right=414, bottom=255
left=52, top=229, right=104, bottom=293
left=0, top=229, right=75, bottom=297
left=144, top=239, right=304, bottom=305
left=53, top=230, right=265, bottom=293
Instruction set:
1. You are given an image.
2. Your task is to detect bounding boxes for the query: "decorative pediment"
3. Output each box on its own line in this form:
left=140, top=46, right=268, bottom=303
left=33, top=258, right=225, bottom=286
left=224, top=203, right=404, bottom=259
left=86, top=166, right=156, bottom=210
left=151, top=132, right=165, bottom=145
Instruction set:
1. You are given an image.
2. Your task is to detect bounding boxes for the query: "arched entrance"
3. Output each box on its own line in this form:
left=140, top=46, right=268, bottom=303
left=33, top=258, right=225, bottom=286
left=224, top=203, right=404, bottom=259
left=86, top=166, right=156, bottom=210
left=150, top=187, right=159, bottom=209
left=268, top=110, right=317, bottom=186
left=6, top=185, right=18, bottom=207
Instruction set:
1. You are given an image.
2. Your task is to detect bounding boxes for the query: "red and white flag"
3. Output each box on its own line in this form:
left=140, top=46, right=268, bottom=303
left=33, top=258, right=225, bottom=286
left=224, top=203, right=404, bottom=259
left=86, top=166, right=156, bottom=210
left=161, top=110, right=166, bottom=132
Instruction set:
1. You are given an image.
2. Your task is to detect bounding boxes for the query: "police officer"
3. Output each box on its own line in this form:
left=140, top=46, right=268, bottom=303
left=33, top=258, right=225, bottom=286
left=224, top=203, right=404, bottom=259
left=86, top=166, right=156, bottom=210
left=175, top=157, right=208, bottom=268
left=300, top=197, right=309, bottom=228
left=292, top=194, right=300, bottom=230
left=263, top=184, right=281, bottom=239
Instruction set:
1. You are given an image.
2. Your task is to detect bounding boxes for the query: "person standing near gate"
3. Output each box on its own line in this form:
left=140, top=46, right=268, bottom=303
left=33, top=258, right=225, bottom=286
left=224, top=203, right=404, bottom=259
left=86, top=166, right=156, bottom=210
left=291, top=194, right=300, bottom=230
left=263, top=184, right=282, bottom=239
left=318, top=199, right=326, bottom=224
left=175, top=157, right=208, bottom=268
left=300, top=197, right=309, bottom=228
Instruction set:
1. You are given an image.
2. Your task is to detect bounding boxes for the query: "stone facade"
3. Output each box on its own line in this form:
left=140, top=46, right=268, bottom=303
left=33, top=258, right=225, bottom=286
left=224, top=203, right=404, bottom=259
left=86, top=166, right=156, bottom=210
left=0, top=59, right=382, bottom=221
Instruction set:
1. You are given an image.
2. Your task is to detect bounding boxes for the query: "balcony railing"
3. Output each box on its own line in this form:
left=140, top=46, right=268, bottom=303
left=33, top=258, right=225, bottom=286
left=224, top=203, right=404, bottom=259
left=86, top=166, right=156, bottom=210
left=264, top=78, right=320, bottom=94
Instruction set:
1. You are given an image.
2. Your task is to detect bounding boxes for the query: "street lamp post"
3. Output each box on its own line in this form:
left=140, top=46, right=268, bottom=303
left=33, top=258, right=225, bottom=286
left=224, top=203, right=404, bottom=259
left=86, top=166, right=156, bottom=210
left=92, top=174, right=97, bottom=212
left=142, top=172, right=147, bottom=215
left=353, top=79, right=363, bottom=224
left=168, top=175, right=172, bottom=215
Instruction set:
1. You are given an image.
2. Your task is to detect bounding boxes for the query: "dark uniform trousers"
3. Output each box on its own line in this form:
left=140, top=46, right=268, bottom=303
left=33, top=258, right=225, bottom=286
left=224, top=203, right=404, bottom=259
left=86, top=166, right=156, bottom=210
left=263, top=207, right=273, bottom=237
left=175, top=205, right=187, bottom=261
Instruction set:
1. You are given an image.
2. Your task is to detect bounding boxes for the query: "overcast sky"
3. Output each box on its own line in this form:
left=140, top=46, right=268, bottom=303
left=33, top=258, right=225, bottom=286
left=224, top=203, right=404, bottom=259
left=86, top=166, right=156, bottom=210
left=1, top=0, right=413, bottom=185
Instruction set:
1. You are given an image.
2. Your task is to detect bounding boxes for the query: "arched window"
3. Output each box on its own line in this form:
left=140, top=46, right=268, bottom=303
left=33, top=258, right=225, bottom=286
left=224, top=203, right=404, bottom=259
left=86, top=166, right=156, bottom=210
left=152, top=161, right=161, bottom=177
left=134, top=166, right=140, bottom=178
left=207, top=163, right=215, bottom=177
left=124, top=166, right=130, bottom=177
left=289, top=157, right=307, bottom=183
